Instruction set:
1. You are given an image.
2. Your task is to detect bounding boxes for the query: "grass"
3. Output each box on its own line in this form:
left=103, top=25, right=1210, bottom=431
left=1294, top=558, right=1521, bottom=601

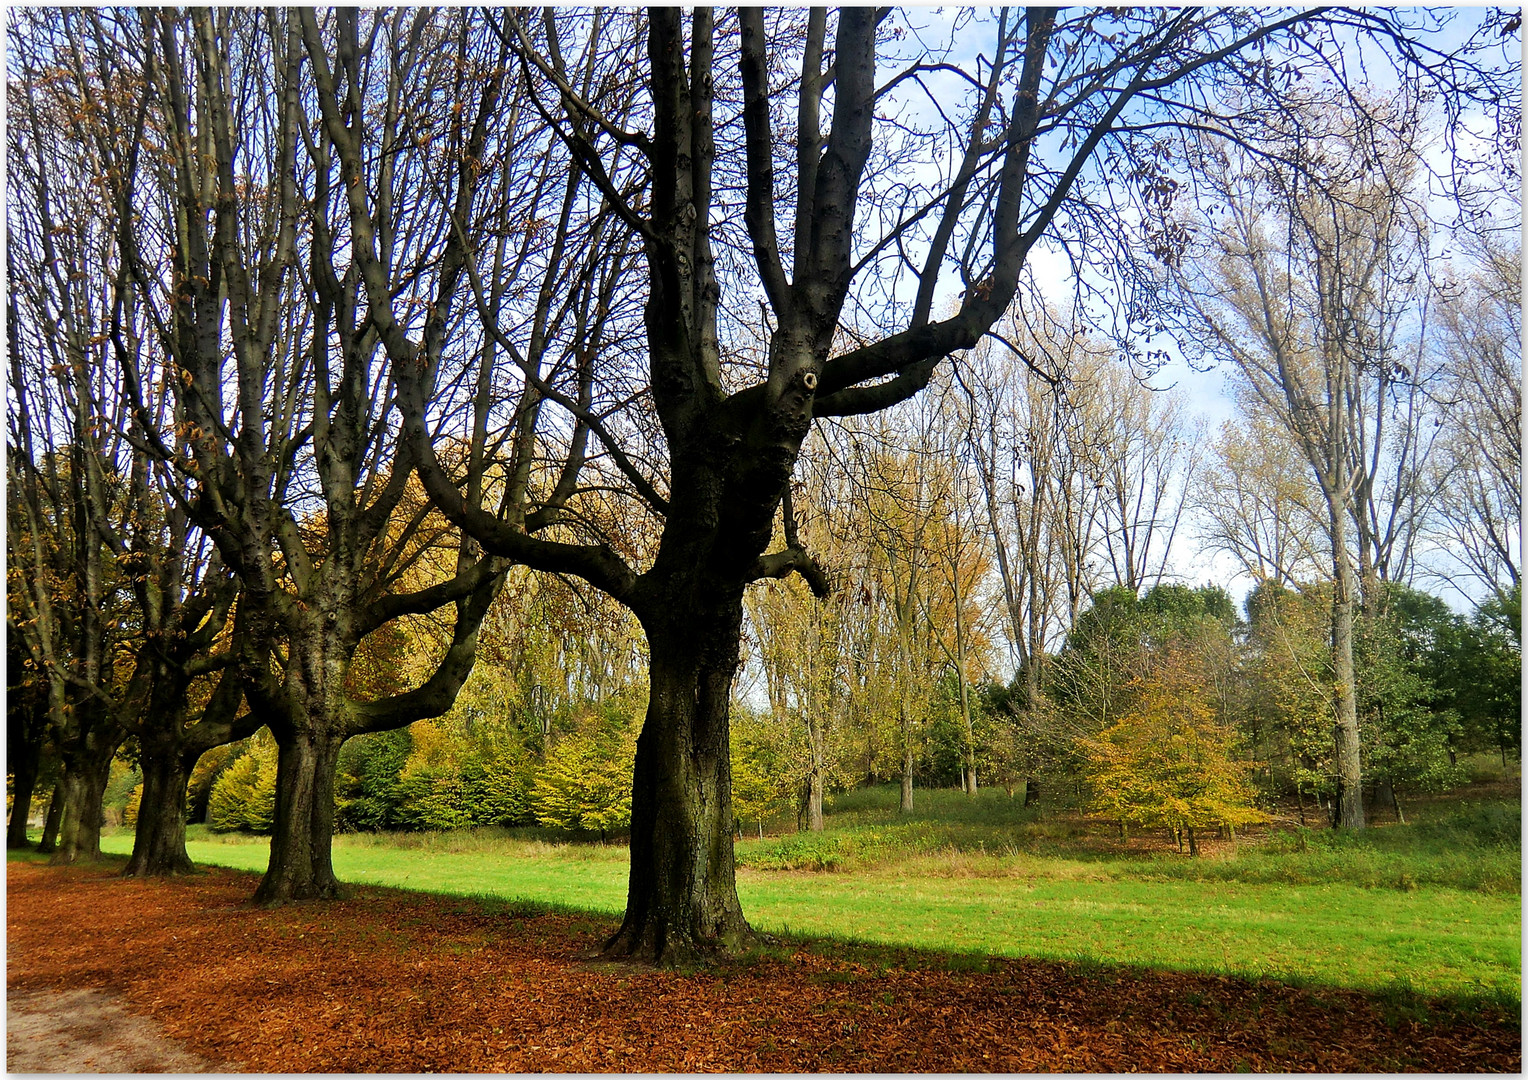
left=732, top=784, right=1522, bottom=896
left=87, top=777, right=1521, bottom=1002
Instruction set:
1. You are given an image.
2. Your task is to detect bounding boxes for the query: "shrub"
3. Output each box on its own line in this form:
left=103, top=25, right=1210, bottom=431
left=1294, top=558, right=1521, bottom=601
left=531, top=723, right=636, bottom=838
left=102, top=761, right=141, bottom=827
left=207, top=735, right=277, bottom=833
left=396, top=770, right=475, bottom=831
left=335, top=729, right=412, bottom=832
left=1080, top=655, right=1262, bottom=850
left=122, top=785, right=142, bottom=828
left=187, top=742, right=243, bottom=824
left=462, top=751, right=535, bottom=827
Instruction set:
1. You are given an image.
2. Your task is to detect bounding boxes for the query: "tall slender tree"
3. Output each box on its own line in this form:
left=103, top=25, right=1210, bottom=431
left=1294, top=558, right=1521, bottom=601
left=1178, top=105, right=1437, bottom=829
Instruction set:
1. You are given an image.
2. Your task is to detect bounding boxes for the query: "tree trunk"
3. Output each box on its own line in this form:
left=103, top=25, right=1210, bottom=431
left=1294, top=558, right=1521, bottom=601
left=953, top=590, right=978, bottom=797
left=1329, top=504, right=1366, bottom=830
left=253, top=729, right=344, bottom=903
left=122, top=750, right=196, bottom=877
left=7, top=741, right=41, bottom=848
left=48, top=772, right=85, bottom=863
left=1186, top=826, right=1199, bottom=857
left=49, top=738, right=117, bottom=864
left=604, top=624, right=752, bottom=965
left=804, top=709, right=826, bottom=832
left=37, top=779, right=64, bottom=853
left=899, top=739, right=914, bottom=814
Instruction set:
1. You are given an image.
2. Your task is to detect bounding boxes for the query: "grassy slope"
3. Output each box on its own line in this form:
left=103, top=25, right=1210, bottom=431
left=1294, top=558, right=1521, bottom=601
left=95, top=778, right=1521, bottom=1000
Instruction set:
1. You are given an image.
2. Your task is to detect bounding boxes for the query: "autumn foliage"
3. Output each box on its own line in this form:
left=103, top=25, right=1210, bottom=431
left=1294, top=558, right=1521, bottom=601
left=1080, top=654, right=1262, bottom=848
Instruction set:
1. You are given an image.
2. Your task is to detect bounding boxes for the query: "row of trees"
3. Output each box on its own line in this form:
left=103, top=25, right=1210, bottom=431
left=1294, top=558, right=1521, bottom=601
left=7, top=7, right=1515, bottom=962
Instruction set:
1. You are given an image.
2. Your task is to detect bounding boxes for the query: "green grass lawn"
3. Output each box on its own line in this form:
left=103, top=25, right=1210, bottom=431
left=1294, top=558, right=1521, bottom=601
left=93, top=789, right=1521, bottom=1002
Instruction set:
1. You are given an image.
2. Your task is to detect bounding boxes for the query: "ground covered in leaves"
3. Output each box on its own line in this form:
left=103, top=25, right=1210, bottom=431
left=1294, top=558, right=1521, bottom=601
left=7, top=860, right=1520, bottom=1072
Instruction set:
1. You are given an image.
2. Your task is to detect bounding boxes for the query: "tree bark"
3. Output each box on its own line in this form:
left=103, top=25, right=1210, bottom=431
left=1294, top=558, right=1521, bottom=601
left=1328, top=504, right=1366, bottom=830
left=604, top=617, right=753, bottom=965
left=805, top=768, right=825, bottom=833
left=253, top=729, right=344, bottom=903
left=49, top=770, right=87, bottom=864
left=7, top=741, right=41, bottom=848
left=49, top=730, right=120, bottom=865
left=900, top=737, right=915, bottom=815
left=122, top=750, right=196, bottom=877
left=37, top=779, right=64, bottom=853
left=805, top=712, right=826, bottom=832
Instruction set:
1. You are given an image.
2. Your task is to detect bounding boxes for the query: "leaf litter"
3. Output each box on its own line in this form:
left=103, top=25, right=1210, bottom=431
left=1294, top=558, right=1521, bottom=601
left=7, top=861, right=1519, bottom=1073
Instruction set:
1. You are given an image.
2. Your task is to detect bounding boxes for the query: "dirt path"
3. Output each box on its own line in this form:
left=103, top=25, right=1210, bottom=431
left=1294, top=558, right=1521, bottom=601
left=6, top=859, right=1520, bottom=1072
left=7, top=988, right=226, bottom=1073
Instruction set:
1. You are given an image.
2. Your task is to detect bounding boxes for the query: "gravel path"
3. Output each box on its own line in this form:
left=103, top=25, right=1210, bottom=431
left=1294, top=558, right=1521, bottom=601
left=7, top=988, right=226, bottom=1073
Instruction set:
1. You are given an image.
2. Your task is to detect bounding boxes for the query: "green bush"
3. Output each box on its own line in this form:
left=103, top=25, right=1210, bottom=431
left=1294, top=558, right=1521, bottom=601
left=335, top=729, right=411, bottom=832
left=207, top=736, right=277, bottom=833
left=531, top=725, right=635, bottom=838
left=187, top=742, right=243, bottom=824
left=102, top=761, right=141, bottom=827
left=396, top=770, right=476, bottom=832
left=462, top=751, right=535, bottom=827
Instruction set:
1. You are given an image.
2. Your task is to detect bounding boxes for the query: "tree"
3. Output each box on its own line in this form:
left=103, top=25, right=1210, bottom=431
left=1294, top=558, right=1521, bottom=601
left=6, top=632, right=52, bottom=848
left=1429, top=238, right=1521, bottom=604
left=1178, top=103, right=1440, bottom=829
left=1193, top=397, right=1328, bottom=589
left=387, top=8, right=1502, bottom=955
left=1081, top=653, right=1263, bottom=854
left=1242, top=580, right=1340, bottom=820
left=1089, top=366, right=1203, bottom=596
left=208, top=732, right=279, bottom=834
left=14, top=5, right=1509, bottom=961
left=852, top=413, right=946, bottom=813
left=1436, top=587, right=1521, bottom=764
left=532, top=720, right=638, bottom=840
left=21, top=8, right=517, bottom=900
left=1355, top=585, right=1466, bottom=819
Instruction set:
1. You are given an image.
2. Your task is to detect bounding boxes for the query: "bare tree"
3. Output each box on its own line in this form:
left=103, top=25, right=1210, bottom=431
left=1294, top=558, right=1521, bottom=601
left=1176, top=101, right=1440, bottom=830
left=33, top=8, right=518, bottom=900
left=1091, top=366, right=1204, bottom=595
left=1428, top=238, right=1521, bottom=604
left=1193, top=393, right=1329, bottom=589
left=379, top=7, right=1508, bottom=955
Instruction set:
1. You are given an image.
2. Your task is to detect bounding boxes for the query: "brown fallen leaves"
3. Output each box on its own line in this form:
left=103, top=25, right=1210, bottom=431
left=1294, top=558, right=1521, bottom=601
left=7, top=861, right=1519, bottom=1073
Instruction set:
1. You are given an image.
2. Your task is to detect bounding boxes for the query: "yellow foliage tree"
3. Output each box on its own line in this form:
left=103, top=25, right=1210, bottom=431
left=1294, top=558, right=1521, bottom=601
left=1080, top=655, right=1262, bottom=854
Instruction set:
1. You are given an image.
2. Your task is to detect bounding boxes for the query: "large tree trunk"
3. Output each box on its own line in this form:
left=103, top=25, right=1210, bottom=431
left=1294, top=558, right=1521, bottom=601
left=49, top=734, right=119, bottom=864
left=604, top=617, right=753, bottom=965
left=122, top=749, right=196, bottom=877
left=48, top=771, right=86, bottom=863
left=254, top=729, right=344, bottom=903
left=7, top=740, right=41, bottom=848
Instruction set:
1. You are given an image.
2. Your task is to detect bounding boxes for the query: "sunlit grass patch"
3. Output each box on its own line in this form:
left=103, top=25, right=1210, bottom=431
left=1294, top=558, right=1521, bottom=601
left=96, top=804, right=1521, bottom=1002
